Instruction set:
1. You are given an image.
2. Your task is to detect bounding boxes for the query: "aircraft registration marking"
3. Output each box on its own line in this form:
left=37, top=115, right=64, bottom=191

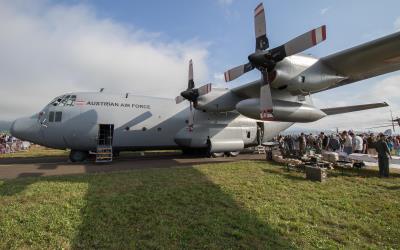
left=86, top=101, right=151, bottom=109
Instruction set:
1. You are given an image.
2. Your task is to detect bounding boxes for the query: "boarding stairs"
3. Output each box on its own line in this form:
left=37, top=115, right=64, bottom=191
left=95, top=145, right=113, bottom=163
left=254, top=145, right=266, bottom=154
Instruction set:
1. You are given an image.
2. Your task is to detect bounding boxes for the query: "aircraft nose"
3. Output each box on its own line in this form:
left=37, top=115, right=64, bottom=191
left=10, top=117, right=41, bottom=142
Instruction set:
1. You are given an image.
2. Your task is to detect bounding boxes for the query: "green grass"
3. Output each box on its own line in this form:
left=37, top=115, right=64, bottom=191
left=0, top=162, right=399, bottom=249
left=0, top=146, right=68, bottom=158
left=0, top=147, right=179, bottom=159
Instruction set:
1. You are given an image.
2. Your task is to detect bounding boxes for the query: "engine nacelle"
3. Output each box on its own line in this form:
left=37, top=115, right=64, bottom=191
left=287, top=61, right=347, bottom=94
left=236, top=98, right=327, bottom=123
left=195, top=88, right=241, bottom=112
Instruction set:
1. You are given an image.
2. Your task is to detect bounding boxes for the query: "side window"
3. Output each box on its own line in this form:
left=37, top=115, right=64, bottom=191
left=55, top=112, right=62, bottom=122
left=49, top=112, right=55, bottom=122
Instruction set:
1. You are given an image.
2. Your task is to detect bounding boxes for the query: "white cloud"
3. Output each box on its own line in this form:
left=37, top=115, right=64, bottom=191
left=213, top=73, right=225, bottom=82
left=0, top=1, right=209, bottom=120
left=320, top=7, right=330, bottom=15
left=394, top=17, right=400, bottom=31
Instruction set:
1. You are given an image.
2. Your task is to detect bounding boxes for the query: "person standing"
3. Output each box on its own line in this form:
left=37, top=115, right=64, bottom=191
left=387, top=137, right=394, bottom=153
left=362, top=134, right=368, bottom=154
left=351, top=133, right=363, bottom=153
left=367, top=133, right=377, bottom=155
left=321, top=132, right=330, bottom=151
left=342, top=131, right=353, bottom=155
left=299, top=133, right=306, bottom=155
left=375, top=133, right=392, bottom=178
left=329, top=134, right=340, bottom=152
left=394, top=136, right=400, bottom=156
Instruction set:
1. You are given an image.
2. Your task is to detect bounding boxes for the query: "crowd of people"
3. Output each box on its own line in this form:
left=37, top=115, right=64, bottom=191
left=276, top=131, right=400, bottom=157
left=276, top=131, right=399, bottom=177
left=0, top=133, right=30, bottom=154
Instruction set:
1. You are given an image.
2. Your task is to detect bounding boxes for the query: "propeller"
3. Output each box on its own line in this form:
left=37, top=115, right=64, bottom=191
left=175, top=60, right=212, bottom=131
left=224, top=3, right=327, bottom=120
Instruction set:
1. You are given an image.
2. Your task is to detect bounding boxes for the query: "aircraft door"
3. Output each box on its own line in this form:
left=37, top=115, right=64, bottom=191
left=98, top=124, right=114, bottom=146
left=241, top=123, right=258, bottom=146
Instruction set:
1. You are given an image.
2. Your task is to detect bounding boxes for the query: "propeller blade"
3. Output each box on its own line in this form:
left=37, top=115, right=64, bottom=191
left=254, top=3, right=269, bottom=51
left=284, top=25, right=326, bottom=57
left=224, top=63, right=254, bottom=82
left=188, top=102, right=194, bottom=132
left=188, top=59, right=194, bottom=89
left=260, top=73, right=274, bottom=120
left=175, top=95, right=185, bottom=104
left=197, top=83, right=212, bottom=96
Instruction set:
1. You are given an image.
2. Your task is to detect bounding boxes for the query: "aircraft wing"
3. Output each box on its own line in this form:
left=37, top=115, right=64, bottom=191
left=232, top=32, right=400, bottom=98
left=231, top=80, right=262, bottom=98
left=321, top=102, right=388, bottom=116
left=320, top=31, right=400, bottom=91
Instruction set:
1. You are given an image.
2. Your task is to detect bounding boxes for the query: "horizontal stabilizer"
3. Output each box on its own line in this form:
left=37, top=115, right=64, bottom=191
left=321, top=102, right=388, bottom=115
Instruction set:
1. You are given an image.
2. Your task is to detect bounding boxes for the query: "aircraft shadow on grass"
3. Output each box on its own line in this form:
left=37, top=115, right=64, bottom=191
left=0, top=165, right=294, bottom=249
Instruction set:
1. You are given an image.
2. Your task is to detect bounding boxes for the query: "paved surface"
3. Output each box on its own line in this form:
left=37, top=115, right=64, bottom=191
left=0, top=153, right=266, bottom=179
left=364, top=161, right=400, bottom=170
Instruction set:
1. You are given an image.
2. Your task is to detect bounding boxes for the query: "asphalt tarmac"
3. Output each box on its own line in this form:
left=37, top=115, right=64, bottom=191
left=0, top=153, right=266, bottom=179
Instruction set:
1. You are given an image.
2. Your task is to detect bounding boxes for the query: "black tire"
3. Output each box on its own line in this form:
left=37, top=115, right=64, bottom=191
left=69, top=150, right=88, bottom=162
left=226, top=151, right=240, bottom=157
left=211, top=152, right=225, bottom=158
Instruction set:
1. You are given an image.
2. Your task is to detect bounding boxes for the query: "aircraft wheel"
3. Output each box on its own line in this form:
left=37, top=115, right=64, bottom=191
left=226, top=151, right=240, bottom=157
left=211, top=152, right=225, bottom=158
left=69, top=150, right=88, bottom=162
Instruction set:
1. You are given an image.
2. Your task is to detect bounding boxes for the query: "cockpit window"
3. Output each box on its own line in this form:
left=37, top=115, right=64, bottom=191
left=50, top=95, right=77, bottom=107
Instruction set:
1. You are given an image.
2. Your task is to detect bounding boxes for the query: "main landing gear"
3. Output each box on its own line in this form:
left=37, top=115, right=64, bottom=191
left=181, top=147, right=240, bottom=158
left=211, top=151, right=240, bottom=158
left=69, top=150, right=88, bottom=162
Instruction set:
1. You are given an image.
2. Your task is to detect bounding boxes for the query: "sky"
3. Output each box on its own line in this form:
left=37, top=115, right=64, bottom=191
left=1, top=0, right=400, bottom=132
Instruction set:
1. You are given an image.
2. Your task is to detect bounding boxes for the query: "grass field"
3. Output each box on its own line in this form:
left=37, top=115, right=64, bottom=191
left=0, top=146, right=68, bottom=158
left=0, top=147, right=180, bottom=159
left=0, top=161, right=399, bottom=249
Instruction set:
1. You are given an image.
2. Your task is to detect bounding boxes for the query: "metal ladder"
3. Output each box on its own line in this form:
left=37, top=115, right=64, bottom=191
left=95, top=145, right=113, bottom=163
left=254, top=145, right=266, bottom=154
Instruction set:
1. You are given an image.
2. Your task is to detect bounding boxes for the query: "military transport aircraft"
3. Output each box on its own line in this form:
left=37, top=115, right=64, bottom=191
left=10, top=3, right=400, bottom=162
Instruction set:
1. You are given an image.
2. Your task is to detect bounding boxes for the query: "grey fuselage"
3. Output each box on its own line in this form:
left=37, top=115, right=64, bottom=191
left=10, top=91, right=293, bottom=152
